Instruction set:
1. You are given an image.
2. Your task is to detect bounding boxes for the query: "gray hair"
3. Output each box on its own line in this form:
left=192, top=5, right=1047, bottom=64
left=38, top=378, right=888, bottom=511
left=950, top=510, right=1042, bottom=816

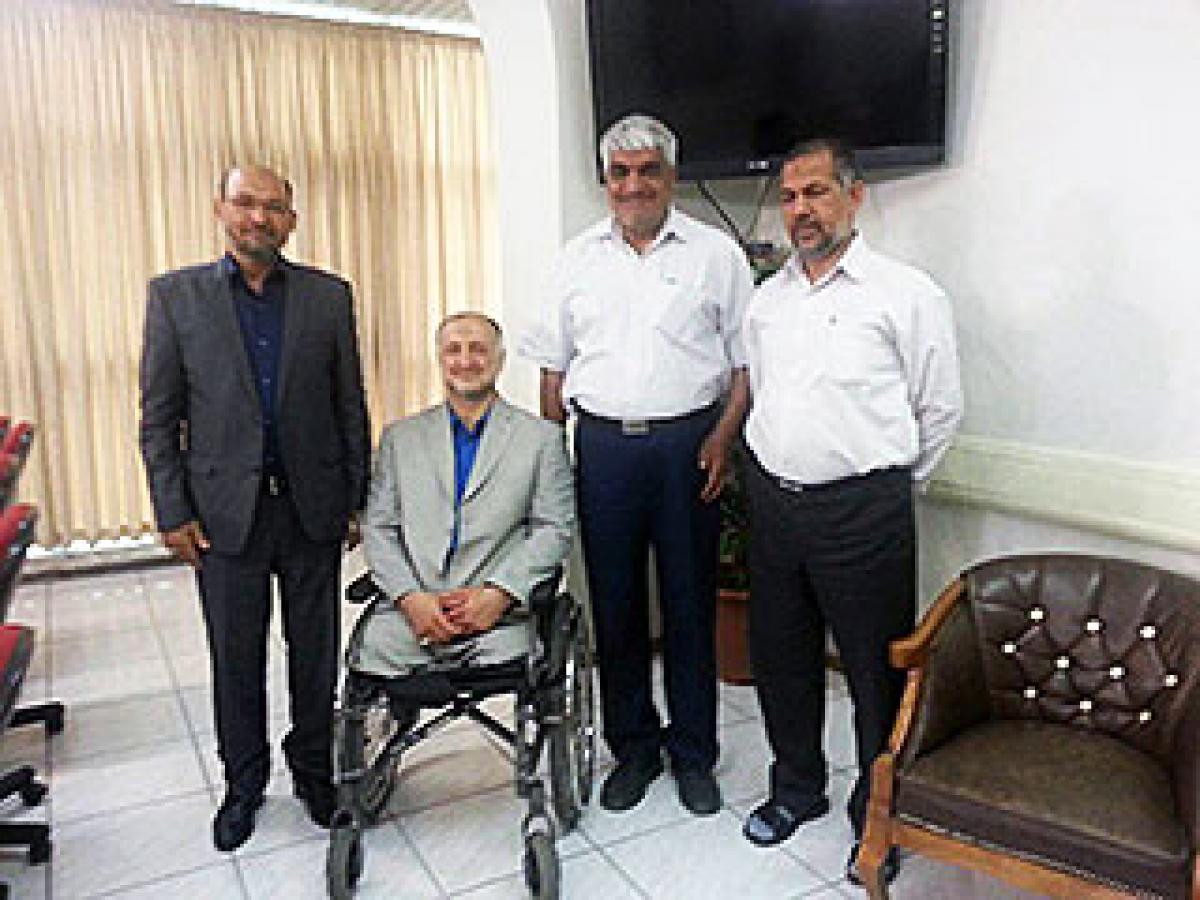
left=598, top=114, right=678, bottom=171
left=781, top=137, right=861, bottom=188
left=435, top=311, right=505, bottom=354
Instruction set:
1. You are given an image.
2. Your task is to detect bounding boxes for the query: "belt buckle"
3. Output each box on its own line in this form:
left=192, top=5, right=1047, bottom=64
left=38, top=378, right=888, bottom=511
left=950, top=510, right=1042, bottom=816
left=621, top=419, right=650, bottom=436
left=779, top=477, right=805, bottom=493
left=267, top=474, right=282, bottom=496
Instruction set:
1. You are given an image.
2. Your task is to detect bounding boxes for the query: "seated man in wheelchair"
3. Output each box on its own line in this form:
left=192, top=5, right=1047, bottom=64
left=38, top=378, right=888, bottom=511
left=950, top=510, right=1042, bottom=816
left=355, top=311, right=574, bottom=679
left=329, top=312, right=587, bottom=898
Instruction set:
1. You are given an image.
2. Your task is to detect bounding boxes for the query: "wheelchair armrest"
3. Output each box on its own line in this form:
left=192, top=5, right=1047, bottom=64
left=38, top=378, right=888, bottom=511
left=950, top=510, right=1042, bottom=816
left=528, top=573, right=562, bottom=619
left=346, top=572, right=384, bottom=605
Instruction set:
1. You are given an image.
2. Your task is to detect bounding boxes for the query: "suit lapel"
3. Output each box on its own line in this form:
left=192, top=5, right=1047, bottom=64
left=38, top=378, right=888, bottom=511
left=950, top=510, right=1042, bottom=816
left=276, top=261, right=304, bottom=407
left=209, top=261, right=257, bottom=400
left=462, top=400, right=513, bottom=503
left=422, top=406, right=456, bottom=507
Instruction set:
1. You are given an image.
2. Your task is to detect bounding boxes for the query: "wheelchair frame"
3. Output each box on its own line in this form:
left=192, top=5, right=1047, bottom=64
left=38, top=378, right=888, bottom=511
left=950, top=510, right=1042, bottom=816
left=326, top=573, right=595, bottom=900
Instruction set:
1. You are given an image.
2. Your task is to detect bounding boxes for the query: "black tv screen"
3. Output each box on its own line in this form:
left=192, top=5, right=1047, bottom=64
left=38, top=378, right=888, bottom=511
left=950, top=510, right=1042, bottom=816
left=586, top=0, right=948, bottom=180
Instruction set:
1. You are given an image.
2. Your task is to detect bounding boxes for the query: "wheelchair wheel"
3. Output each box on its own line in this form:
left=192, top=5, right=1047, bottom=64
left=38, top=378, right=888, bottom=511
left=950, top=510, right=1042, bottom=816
left=326, top=822, right=364, bottom=900
left=358, top=697, right=402, bottom=824
left=522, top=831, right=559, bottom=900
left=548, top=606, right=596, bottom=832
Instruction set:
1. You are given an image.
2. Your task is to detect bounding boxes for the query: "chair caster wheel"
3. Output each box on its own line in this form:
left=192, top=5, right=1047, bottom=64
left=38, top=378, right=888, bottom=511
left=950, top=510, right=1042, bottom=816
left=20, top=782, right=48, bottom=807
left=28, top=836, right=51, bottom=866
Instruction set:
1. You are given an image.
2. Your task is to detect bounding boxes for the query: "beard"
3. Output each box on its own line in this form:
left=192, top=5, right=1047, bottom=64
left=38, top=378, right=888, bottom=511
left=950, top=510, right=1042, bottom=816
left=448, top=380, right=498, bottom=404
left=789, top=221, right=853, bottom=261
left=229, top=227, right=283, bottom=265
left=459, top=386, right=494, bottom=402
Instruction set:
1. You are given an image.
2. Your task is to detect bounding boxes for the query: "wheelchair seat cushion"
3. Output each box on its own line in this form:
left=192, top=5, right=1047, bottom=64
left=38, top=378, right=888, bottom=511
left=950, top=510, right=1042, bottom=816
left=346, top=598, right=532, bottom=678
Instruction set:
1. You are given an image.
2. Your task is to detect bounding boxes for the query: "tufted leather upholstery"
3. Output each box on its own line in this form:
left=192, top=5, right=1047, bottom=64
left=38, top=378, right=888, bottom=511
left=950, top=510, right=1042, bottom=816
left=971, top=556, right=1198, bottom=764
left=881, top=554, right=1200, bottom=900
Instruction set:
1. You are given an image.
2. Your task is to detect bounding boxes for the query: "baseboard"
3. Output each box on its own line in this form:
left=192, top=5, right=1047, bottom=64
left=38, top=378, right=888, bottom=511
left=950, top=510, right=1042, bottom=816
left=926, top=434, right=1200, bottom=554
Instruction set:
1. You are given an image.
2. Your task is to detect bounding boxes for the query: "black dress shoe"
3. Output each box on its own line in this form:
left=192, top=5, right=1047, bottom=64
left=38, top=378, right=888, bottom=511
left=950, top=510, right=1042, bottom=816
left=599, top=756, right=664, bottom=812
left=845, top=842, right=899, bottom=886
left=213, top=793, right=264, bottom=852
left=674, top=768, right=722, bottom=816
left=743, top=796, right=830, bottom=846
left=294, top=775, right=336, bottom=829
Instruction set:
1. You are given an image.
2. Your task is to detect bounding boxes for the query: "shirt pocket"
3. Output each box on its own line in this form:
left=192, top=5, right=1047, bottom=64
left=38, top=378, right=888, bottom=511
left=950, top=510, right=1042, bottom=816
left=826, top=313, right=896, bottom=386
left=654, top=273, right=718, bottom=345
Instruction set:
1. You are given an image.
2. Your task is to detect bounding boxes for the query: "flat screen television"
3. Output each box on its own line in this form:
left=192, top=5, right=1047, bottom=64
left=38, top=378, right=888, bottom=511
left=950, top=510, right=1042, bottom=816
left=586, top=0, right=948, bottom=181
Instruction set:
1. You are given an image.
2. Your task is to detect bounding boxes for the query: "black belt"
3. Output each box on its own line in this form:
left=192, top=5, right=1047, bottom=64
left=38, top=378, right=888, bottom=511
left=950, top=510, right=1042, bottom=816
left=749, top=447, right=909, bottom=494
left=574, top=402, right=719, bottom=436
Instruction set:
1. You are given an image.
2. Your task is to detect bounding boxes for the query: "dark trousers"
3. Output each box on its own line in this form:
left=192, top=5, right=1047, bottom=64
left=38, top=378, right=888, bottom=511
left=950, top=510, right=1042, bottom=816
left=576, top=408, right=720, bottom=772
left=744, top=452, right=915, bottom=836
left=196, top=492, right=342, bottom=798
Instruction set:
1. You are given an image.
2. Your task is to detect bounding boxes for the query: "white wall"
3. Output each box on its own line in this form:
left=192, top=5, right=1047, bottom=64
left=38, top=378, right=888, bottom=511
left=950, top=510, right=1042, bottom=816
left=474, top=0, right=1200, bottom=594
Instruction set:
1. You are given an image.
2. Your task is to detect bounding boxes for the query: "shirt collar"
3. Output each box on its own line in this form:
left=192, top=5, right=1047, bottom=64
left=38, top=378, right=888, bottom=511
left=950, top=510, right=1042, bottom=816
left=221, top=252, right=288, bottom=288
left=598, top=206, right=687, bottom=251
left=447, top=404, right=491, bottom=439
left=781, top=231, right=870, bottom=287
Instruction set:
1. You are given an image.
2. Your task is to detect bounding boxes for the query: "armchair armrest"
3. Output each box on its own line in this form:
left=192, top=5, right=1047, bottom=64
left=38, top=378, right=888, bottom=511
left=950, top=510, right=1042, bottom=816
left=890, top=578, right=966, bottom=669
left=1172, top=674, right=1200, bottom=856
left=887, top=576, right=991, bottom=766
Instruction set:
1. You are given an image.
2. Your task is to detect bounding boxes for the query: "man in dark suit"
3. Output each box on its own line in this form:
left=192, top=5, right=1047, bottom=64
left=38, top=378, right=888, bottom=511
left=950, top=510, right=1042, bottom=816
left=139, top=165, right=370, bottom=852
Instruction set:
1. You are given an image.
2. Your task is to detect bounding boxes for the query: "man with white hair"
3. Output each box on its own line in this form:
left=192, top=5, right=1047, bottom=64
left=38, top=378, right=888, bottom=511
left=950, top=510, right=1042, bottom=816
left=522, top=114, right=754, bottom=816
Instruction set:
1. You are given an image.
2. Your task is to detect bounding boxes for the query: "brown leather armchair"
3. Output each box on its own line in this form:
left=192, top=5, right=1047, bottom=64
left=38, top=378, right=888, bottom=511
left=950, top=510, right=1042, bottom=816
left=857, top=554, right=1199, bottom=900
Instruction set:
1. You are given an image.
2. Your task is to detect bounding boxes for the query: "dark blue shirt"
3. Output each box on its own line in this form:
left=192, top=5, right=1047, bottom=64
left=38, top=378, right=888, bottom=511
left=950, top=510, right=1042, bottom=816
left=445, top=406, right=490, bottom=563
left=223, top=254, right=286, bottom=477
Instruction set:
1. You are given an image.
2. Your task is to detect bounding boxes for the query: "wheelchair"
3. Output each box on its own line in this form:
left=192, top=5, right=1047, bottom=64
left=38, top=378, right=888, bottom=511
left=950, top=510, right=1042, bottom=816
left=326, top=571, right=596, bottom=900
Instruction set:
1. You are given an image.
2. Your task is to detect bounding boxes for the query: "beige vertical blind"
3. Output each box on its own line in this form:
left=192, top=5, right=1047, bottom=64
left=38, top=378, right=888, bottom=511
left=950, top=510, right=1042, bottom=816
left=0, top=0, right=500, bottom=545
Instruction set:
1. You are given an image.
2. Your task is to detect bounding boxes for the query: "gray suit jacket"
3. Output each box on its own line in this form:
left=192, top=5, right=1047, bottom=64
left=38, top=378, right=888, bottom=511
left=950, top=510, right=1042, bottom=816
left=139, top=258, right=370, bottom=553
left=361, top=399, right=574, bottom=608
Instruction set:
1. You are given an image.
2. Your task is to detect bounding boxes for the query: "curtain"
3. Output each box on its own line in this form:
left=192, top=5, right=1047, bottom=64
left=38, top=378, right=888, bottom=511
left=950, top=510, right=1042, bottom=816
left=0, top=0, right=500, bottom=545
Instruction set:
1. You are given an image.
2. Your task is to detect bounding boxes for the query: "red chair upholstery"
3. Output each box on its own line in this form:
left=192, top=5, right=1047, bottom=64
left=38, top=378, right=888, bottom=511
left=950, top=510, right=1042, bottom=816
left=0, top=505, right=37, bottom=623
left=0, top=454, right=19, bottom=515
left=0, top=503, right=51, bottom=869
left=0, top=421, right=33, bottom=460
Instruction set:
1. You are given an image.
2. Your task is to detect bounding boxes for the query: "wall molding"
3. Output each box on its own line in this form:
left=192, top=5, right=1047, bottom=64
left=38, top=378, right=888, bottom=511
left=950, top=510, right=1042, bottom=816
left=926, top=434, right=1200, bottom=554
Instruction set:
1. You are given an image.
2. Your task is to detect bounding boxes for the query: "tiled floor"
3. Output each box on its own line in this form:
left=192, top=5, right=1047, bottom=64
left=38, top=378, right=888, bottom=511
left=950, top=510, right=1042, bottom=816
left=0, top=564, right=1044, bottom=899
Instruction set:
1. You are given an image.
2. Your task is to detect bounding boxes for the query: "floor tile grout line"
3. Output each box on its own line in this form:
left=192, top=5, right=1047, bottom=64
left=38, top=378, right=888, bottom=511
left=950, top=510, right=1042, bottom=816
left=388, top=816, right=452, bottom=898
left=575, top=820, right=653, bottom=899
left=51, top=785, right=212, bottom=830
left=81, top=858, right=238, bottom=900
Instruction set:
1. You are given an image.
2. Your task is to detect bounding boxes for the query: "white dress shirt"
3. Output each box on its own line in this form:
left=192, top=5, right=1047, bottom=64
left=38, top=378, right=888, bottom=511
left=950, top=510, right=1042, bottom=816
left=743, top=235, right=962, bottom=484
left=520, top=208, right=753, bottom=420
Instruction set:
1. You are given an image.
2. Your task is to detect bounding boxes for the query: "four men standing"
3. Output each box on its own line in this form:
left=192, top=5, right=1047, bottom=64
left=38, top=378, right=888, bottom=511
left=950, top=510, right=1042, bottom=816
left=139, top=121, right=960, bottom=883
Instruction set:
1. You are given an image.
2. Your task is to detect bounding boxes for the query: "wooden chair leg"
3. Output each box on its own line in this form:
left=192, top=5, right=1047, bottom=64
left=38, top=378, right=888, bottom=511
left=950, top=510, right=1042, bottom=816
left=857, top=753, right=898, bottom=900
